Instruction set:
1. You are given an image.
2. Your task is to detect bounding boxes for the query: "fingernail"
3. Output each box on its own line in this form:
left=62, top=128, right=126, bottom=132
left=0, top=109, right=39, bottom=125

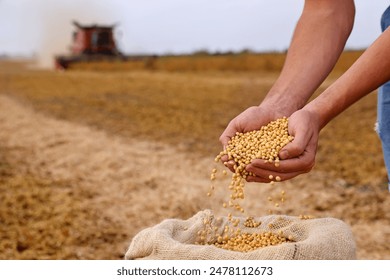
left=279, top=150, right=289, bottom=160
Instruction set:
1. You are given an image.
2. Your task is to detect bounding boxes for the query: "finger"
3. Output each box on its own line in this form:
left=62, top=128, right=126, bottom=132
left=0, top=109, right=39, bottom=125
left=217, top=153, right=235, bottom=172
left=246, top=164, right=293, bottom=181
left=279, top=130, right=312, bottom=160
left=223, top=159, right=236, bottom=173
left=245, top=176, right=269, bottom=183
left=247, top=138, right=316, bottom=177
left=249, top=151, right=315, bottom=173
left=246, top=169, right=306, bottom=183
left=220, top=154, right=228, bottom=162
left=219, top=121, right=237, bottom=147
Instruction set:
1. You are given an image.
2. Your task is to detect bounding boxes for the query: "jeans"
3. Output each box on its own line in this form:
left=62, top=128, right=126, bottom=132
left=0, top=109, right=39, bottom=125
left=377, top=5, right=390, bottom=190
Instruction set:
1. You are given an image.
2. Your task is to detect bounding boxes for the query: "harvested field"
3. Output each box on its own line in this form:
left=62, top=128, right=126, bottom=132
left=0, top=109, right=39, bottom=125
left=0, top=58, right=389, bottom=259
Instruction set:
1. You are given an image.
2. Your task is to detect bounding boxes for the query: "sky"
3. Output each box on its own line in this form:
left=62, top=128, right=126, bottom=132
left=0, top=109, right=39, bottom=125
left=0, top=0, right=389, bottom=63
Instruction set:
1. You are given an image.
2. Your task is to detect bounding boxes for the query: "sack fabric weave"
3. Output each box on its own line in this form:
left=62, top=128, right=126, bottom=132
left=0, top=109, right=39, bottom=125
left=125, top=210, right=356, bottom=260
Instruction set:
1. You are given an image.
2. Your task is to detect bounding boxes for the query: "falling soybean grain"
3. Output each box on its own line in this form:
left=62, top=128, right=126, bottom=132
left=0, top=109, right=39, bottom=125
left=202, top=117, right=297, bottom=252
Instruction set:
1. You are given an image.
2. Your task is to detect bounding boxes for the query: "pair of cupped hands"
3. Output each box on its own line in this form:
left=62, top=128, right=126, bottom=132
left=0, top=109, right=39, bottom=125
left=219, top=105, right=320, bottom=183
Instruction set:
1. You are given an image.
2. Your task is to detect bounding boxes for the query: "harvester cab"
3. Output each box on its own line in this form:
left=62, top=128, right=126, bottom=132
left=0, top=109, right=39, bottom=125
left=55, top=21, right=123, bottom=70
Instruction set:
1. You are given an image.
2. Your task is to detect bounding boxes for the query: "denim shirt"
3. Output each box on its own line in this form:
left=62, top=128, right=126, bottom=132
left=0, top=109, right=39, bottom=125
left=377, top=5, right=390, bottom=191
left=381, top=5, right=390, bottom=31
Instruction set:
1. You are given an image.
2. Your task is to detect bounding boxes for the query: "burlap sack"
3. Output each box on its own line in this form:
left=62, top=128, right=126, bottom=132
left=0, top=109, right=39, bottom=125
left=125, top=209, right=356, bottom=260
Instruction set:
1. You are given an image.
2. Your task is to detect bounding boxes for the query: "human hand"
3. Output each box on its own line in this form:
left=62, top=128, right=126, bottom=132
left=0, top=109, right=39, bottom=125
left=219, top=105, right=286, bottom=171
left=245, top=109, right=320, bottom=183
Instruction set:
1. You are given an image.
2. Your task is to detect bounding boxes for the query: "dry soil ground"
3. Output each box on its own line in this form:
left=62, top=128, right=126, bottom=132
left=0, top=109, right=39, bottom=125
left=0, top=60, right=389, bottom=259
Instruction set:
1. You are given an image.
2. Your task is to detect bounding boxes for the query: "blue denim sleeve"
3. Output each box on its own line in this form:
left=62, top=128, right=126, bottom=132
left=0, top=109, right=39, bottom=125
left=377, top=5, right=390, bottom=191
left=381, top=5, right=390, bottom=31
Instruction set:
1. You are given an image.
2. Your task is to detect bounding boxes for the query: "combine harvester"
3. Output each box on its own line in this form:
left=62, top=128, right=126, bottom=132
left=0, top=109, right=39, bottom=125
left=54, top=21, right=127, bottom=70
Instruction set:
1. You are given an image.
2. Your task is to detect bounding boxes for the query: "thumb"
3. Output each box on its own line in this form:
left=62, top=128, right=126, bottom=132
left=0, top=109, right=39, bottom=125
left=279, top=130, right=311, bottom=160
left=219, top=123, right=237, bottom=147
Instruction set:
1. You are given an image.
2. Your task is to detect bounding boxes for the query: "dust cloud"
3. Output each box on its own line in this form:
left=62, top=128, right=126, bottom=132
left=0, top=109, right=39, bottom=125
left=34, top=0, right=120, bottom=69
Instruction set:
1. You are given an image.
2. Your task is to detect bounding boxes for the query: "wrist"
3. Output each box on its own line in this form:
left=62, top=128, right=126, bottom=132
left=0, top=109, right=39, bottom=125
left=302, top=101, right=328, bottom=131
left=260, top=93, right=305, bottom=118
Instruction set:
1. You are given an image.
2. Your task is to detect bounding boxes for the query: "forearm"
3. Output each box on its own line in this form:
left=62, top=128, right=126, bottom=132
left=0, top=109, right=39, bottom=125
left=305, top=27, right=390, bottom=129
left=262, top=0, right=355, bottom=115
